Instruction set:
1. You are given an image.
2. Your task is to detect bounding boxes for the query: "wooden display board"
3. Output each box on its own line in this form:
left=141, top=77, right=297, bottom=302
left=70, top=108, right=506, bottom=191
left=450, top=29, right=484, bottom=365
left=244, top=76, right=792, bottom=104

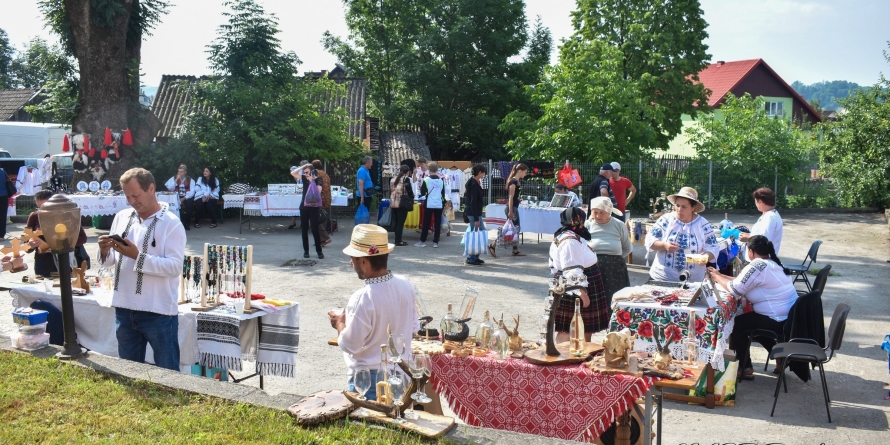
left=349, top=408, right=455, bottom=439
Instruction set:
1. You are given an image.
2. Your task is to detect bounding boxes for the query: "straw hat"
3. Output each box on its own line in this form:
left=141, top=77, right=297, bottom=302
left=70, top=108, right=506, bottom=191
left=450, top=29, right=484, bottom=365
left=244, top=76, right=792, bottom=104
left=342, top=224, right=394, bottom=257
left=589, top=197, right=623, bottom=217
left=668, top=187, right=706, bottom=213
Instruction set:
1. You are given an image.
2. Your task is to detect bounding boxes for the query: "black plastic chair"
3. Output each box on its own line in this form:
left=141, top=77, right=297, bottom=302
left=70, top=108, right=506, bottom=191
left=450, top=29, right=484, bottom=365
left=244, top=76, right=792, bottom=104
left=784, top=240, right=823, bottom=291
left=769, top=303, right=850, bottom=422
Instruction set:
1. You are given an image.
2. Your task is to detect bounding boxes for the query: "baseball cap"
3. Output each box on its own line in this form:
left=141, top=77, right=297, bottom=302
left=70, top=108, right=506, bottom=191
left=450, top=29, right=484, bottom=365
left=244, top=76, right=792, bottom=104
left=600, top=163, right=614, bottom=171
left=611, top=162, right=621, bottom=171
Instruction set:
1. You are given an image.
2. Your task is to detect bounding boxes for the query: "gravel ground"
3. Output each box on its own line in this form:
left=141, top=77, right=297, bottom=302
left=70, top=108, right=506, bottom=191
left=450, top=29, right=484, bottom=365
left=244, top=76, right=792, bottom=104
left=3, top=209, right=889, bottom=443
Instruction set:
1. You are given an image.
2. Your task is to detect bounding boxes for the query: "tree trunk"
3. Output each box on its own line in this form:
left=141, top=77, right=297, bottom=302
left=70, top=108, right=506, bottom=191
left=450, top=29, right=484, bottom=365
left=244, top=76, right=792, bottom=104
left=64, top=0, right=159, bottom=181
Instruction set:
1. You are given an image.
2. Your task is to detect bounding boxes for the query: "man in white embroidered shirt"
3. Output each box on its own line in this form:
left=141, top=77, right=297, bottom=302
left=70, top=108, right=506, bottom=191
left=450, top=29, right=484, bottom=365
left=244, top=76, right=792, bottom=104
left=98, top=168, right=186, bottom=371
left=329, top=224, right=419, bottom=400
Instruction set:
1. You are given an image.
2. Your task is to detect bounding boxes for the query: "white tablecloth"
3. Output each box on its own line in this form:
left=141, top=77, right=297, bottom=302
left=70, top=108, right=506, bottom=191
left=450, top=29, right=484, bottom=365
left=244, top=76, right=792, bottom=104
left=223, top=189, right=352, bottom=217
left=485, top=203, right=563, bottom=235
left=9, top=285, right=294, bottom=374
left=68, top=193, right=181, bottom=218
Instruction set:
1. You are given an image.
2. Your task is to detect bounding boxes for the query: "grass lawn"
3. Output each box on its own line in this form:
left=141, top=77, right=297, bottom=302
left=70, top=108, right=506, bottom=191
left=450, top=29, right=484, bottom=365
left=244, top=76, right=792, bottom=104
left=0, top=351, right=452, bottom=444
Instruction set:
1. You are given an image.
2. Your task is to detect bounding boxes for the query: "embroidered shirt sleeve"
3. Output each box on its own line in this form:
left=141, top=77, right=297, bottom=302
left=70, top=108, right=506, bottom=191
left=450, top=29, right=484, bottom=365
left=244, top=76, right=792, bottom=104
left=728, top=260, right=767, bottom=299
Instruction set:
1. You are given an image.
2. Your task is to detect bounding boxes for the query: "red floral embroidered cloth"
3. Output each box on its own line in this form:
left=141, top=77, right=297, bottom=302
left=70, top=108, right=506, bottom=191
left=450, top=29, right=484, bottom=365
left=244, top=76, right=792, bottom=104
left=430, top=353, right=652, bottom=442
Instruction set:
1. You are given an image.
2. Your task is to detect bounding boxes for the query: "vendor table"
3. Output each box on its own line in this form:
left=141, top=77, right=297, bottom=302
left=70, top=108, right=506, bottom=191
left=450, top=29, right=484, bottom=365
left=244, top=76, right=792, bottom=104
left=68, top=193, right=181, bottom=218
left=430, top=353, right=660, bottom=444
left=223, top=188, right=352, bottom=233
left=485, top=203, right=562, bottom=237
left=10, top=285, right=299, bottom=387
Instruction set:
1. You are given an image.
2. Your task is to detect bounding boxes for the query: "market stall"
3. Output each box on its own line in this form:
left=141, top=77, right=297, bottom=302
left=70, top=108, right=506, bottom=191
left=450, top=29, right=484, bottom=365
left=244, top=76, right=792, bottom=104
left=223, top=187, right=352, bottom=232
left=67, top=192, right=181, bottom=218
left=485, top=203, right=563, bottom=238
left=10, top=285, right=299, bottom=386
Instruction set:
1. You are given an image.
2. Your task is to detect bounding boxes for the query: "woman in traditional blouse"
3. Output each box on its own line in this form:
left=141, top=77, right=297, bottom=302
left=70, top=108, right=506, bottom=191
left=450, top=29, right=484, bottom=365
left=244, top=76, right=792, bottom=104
left=708, top=235, right=797, bottom=379
left=645, top=187, right=719, bottom=282
left=193, top=166, right=220, bottom=228
left=549, top=207, right=610, bottom=341
left=584, top=197, right=633, bottom=306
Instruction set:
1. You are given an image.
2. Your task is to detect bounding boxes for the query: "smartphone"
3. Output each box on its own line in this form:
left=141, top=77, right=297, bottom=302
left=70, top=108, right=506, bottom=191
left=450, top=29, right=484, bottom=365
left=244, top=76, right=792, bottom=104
left=109, top=234, right=129, bottom=246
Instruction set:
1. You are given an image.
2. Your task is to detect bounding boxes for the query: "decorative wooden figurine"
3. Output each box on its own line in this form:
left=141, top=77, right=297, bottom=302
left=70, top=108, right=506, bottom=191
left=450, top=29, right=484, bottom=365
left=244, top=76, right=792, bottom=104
left=602, top=330, right=636, bottom=368
left=71, top=261, right=90, bottom=293
left=506, top=315, right=523, bottom=353
left=652, top=327, right=676, bottom=371
left=20, top=228, right=50, bottom=252
left=1, top=239, right=29, bottom=273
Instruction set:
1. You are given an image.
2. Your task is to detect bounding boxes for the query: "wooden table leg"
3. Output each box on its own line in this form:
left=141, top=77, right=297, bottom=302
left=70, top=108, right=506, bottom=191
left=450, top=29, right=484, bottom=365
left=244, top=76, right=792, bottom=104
left=705, top=364, right=716, bottom=409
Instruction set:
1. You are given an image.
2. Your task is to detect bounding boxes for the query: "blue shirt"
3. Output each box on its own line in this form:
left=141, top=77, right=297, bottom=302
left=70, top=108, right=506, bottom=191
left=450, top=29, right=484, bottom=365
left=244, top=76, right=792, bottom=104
left=356, top=166, right=373, bottom=195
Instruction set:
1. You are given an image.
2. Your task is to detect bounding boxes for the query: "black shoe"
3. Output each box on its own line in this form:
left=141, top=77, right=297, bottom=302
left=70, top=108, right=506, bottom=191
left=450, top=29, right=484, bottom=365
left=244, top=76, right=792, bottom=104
left=303, top=253, right=310, bottom=259
left=476, top=259, right=485, bottom=264
left=466, top=259, right=483, bottom=266
left=184, top=225, right=190, bottom=230
left=287, top=224, right=296, bottom=230
left=318, top=253, right=324, bottom=259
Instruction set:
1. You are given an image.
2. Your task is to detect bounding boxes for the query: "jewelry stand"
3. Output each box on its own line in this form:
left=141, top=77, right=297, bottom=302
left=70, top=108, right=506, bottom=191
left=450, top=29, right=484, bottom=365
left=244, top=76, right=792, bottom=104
left=190, top=243, right=257, bottom=313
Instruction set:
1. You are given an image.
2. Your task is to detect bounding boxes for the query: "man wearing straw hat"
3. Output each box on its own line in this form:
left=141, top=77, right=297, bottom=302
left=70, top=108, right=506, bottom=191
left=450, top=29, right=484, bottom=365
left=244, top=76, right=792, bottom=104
left=329, top=224, right=419, bottom=400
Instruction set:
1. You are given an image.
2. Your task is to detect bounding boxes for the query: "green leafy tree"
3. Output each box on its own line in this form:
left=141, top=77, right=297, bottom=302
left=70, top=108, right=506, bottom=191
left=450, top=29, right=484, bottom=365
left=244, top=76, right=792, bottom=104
left=686, top=93, right=815, bottom=208
left=5, top=37, right=81, bottom=124
left=184, top=0, right=361, bottom=187
left=819, top=47, right=890, bottom=208
left=792, top=80, right=865, bottom=111
left=0, top=29, right=14, bottom=88
left=571, top=0, right=712, bottom=150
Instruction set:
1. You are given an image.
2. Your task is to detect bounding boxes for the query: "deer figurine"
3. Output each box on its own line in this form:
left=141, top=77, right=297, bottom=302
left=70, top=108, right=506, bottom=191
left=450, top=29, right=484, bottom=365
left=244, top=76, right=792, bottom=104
left=506, top=315, right=523, bottom=352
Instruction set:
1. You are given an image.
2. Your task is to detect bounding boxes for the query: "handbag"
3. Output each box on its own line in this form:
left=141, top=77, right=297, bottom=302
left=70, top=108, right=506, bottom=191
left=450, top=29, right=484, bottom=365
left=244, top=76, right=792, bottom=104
left=354, top=204, right=370, bottom=225
left=304, top=180, right=322, bottom=207
left=462, top=227, right=487, bottom=257
left=378, top=207, right=392, bottom=227
left=390, top=178, right=403, bottom=209
left=557, top=161, right=583, bottom=189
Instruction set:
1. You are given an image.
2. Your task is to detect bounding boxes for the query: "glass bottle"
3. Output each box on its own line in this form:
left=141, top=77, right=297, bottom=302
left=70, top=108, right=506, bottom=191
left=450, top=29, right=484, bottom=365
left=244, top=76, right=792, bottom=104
left=474, top=310, right=495, bottom=348
left=375, top=344, right=392, bottom=405
left=685, top=310, right=700, bottom=368
left=440, top=303, right=459, bottom=341
left=492, top=316, right=510, bottom=360
left=569, top=297, right=586, bottom=357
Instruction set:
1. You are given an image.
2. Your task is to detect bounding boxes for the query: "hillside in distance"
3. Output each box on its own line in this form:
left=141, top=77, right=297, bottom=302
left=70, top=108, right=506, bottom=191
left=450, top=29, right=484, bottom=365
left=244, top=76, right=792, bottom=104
left=791, top=80, right=865, bottom=110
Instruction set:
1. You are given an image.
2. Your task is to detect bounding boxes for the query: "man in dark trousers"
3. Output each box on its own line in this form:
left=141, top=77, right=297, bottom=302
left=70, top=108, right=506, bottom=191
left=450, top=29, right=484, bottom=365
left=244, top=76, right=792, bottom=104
left=588, top=163, right=616, bottom=208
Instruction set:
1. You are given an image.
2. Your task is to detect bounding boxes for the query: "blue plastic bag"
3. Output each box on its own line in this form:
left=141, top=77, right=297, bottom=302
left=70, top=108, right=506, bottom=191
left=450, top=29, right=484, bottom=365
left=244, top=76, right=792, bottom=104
left=354, top=203, right=370, bottom=225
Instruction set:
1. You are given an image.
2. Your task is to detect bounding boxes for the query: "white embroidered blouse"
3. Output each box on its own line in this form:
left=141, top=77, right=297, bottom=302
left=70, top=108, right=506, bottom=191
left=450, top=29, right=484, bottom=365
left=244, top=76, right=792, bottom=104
left=548, top=231, right=599, bottom=296
left=645, top=213, right=720, bottom=282
left=725, top=259, right=797, bottom=321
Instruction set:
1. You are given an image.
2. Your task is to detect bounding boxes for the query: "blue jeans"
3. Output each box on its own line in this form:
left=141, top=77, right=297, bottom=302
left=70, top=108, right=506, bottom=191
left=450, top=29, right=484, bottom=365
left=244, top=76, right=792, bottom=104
left=466, top=215, right=486, bottom=262
left=115, top=307, right=180, bottom=371
left=347, top=369, right=379, bottom=401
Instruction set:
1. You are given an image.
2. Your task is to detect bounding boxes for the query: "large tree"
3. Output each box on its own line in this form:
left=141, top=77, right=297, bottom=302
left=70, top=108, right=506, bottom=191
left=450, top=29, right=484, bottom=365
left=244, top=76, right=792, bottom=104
left=819, top=46, right=890, bottom=208
left=38, top=0, right=168, bottom=175
left=571, top=0, right=712, bottom=150
left=184, top=0, right=361, bottom=186
left=0, top=29, right=14, bottom=88
left=325, top=0, right=550, bottom=159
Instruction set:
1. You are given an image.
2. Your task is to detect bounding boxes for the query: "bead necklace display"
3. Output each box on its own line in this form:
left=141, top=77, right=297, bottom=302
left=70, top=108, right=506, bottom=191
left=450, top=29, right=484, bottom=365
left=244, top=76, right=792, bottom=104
left=192, top=243, right=254, bottom=313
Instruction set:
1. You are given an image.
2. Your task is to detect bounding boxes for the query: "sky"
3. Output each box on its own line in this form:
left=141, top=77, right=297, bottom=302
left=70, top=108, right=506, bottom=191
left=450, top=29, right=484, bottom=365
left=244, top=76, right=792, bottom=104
left=1, top=0, right=888, bottom=90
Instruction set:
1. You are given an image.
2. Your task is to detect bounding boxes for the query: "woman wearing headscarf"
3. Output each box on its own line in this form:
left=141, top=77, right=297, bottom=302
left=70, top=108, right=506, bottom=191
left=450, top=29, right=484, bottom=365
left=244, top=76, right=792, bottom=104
left=645, top=187, right=720, bottom=282
left=584, top=197, right=633, bottom=305
left=548, top=207, right=610, bottom=342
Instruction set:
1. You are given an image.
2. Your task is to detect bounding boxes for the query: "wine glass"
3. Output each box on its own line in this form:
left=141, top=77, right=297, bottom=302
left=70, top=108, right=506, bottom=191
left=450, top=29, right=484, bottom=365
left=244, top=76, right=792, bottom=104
left=409, top=352, right=432, bottom=404
left=387, top=333, right=405, bottom=364
left=353, top=369, right=371, bottom=400
left=390, top=374, right=407, bottom=424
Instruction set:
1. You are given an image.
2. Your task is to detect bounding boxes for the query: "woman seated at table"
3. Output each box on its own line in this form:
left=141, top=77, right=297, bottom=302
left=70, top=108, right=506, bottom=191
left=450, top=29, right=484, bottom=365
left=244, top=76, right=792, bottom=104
left=708, top=235, right=797, bottom=380
left=553, top=183, right=582, bottom=207
left=584, top=197, right=633, bottom=306
left=549, top=207, right=609, bottom=341
left=644, top=187, right=719, bottom=283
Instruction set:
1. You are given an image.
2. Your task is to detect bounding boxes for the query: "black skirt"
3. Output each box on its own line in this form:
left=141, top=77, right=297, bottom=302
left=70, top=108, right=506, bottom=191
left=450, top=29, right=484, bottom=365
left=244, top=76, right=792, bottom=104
left=596, top=254, right=631, bottom=307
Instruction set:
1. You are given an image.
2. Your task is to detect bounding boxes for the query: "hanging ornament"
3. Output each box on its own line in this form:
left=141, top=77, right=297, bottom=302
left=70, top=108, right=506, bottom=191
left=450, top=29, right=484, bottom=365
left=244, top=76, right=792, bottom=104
left=122, top=128, right=133, bottom=146
left=100, top=149, right=108, bottom=159
left=84, top=134, right=94, bottom=157
left=62, top=134, right=70, bottom=152
left=103, top=127, right=112, bottom=146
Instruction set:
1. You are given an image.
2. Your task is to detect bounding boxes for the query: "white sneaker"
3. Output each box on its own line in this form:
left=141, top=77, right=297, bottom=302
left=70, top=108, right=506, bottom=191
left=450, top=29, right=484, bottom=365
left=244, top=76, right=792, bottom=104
left=433, top=243, right=438, bottom=248
left=414, top=242, right=426, bottom=247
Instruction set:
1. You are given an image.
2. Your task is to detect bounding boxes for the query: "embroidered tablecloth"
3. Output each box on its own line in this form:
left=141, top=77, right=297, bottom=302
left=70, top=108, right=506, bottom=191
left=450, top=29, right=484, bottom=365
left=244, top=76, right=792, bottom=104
left=430, top=353, right=652, bottom=442
left=68, top=193, right=181, bottom=217
left=609, top=286, right=739, bottom=371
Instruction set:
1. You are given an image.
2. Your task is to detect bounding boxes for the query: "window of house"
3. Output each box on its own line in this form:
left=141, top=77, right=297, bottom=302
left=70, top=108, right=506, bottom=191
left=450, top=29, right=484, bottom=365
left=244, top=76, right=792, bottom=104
left=765, top=101, right=784, bottom=117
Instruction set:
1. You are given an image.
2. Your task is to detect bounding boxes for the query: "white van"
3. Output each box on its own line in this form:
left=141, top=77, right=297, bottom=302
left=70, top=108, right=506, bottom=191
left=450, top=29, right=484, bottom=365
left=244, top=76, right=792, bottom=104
left=0, top=122, right=69, bottom=158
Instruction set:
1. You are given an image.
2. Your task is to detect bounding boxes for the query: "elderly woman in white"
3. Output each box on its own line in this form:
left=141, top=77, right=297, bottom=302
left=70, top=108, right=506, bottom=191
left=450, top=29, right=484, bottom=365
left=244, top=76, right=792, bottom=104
left=645, top=187, right=720, bottom=282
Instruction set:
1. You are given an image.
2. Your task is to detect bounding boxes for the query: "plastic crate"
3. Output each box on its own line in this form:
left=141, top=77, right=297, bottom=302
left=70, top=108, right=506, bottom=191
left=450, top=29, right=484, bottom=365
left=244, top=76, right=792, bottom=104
left=12, top=308, right=48, bottom=326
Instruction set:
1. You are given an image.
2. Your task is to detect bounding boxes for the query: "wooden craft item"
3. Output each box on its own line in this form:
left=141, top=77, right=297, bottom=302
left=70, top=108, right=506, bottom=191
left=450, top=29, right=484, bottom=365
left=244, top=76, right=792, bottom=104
left=524, top=341, right=604, bottom=366
left=411, top=340, right=446, bottom=356
left=1, top=239, right=28, bottom=258
left=651, top=329, right=676, bottom=371
left=602, top=330, right=637, bottom=369
left=287, top=390, right=355, bottom=425
left=442, top=318, right=471, bottom=342
left=506, top=315, right=523, bottom=352
left=586, top=355, right=644, bottom=377
left=20, top=228, right=49, bottom=252
left=638, top=357, right=686, bottom=380
left=328, top=337, right=339, bottom=346
left=192, top=243, right=213, bottom=311
left=342, top=360, right=429, bottom=418
left=349, top=407, right=455, bottom=439
left=544, top=291, right=563, bottom=356
left=71, top=261, right=90, bottom=293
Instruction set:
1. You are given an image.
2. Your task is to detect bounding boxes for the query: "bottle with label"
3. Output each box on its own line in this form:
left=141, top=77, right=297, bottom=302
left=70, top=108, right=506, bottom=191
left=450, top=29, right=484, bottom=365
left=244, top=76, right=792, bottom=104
left=440, top=303, right=459, bottom=341
left=375, top=344, right=392, bottom=405
left=474, top=310, right=495, bottom=348
left=569, top=297, right=586, bottom=357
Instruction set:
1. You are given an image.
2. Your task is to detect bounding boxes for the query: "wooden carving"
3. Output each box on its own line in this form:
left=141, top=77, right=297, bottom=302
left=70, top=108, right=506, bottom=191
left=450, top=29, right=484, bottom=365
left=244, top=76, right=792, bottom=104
left=652, top=328, right=676, bottom=371
left=603, top=330, right=636, bottom=368
left=72, top=261, right=90, bottom=293
left=506, top=315, right=523, bottom=352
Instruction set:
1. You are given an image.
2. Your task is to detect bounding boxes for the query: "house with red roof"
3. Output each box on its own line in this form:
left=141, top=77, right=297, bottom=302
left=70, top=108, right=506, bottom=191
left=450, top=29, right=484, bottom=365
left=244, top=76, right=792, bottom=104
left=667, top=58, right=822, bottom=155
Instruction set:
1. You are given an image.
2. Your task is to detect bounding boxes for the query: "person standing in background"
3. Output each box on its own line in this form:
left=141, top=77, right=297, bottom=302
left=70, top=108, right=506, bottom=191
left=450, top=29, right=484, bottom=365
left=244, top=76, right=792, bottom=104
left=356, top=156, right=375, bottom=211
left=609, top=162, right=636, bottom=222
left=389, top=165, right=415, bottom=246
left=739, top=187, right=784, bottom=255
left=589, top=163, right=616, bottom=209
left=312, top=160, right=333, bottom=247
left=464, top=164, right=487, bottom=265
left=0, top=167, right=10, bottom=239
left=416, top=162, right=448, bottom=248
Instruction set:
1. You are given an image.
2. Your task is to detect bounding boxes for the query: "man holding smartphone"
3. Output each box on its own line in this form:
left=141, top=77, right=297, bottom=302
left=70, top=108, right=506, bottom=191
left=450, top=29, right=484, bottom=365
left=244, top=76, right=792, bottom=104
left=98, top=168, right=186, bottom=371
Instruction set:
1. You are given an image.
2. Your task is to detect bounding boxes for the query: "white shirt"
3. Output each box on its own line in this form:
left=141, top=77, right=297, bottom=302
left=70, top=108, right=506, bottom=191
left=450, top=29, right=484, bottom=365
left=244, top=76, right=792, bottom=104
left=645, top=213, right=720, bottom=282
left=338, top=273, right=420, bottom=376
left=549, top=231, right=599, bottom=296
left=751, top=209, right=783, bottom=254
left=16, top=166, right=42, bottom=195
left=725, top=258, right=797, bottom=321
left=99, top=204, right=186, bottom=316
left=443, top=169, right=465, bottom=195
left=193, top=177, right=220, bottom=200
